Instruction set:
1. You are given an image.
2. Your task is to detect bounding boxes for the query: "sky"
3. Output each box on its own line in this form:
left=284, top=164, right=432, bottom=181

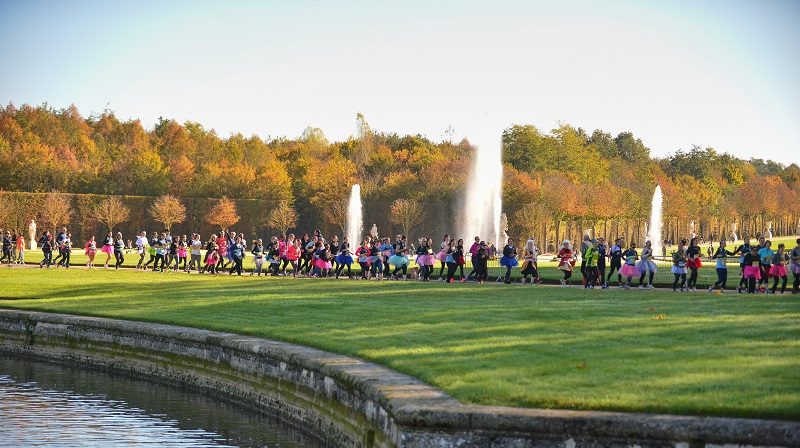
left=1, top=0, right=798, bottom=164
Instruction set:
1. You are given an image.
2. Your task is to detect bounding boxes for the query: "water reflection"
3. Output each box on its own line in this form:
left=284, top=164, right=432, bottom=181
left=0, top=356, right=321, bottom=447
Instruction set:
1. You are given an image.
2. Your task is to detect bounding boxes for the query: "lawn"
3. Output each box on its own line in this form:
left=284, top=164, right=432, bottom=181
left=0, top=267, right=798, bottom=420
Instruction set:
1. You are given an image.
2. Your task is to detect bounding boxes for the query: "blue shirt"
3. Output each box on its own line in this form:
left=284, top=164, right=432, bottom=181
left=758, top=247, right=774, bottom=265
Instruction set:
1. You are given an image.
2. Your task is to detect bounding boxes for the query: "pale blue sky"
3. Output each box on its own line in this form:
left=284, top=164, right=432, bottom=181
left=1, top=0, right=798, bottom=164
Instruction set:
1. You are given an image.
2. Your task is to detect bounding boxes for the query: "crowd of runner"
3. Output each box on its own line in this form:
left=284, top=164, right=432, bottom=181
left=2, top=227, right=799, bottom=294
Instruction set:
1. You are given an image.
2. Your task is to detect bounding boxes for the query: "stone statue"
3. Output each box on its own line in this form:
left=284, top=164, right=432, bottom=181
left=728, top=222, right=738, bottom=243
left=765, top=221, right=773, bottom=239
left=370, top=224, right=378, bottom=239
left=499, top=213, right=509, bottom=242
left=28, top=220, right=36, bottom=251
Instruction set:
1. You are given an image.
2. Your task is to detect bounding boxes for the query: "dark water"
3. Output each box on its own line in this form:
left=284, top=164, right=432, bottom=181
left=0, top=356, right=322, bottom=447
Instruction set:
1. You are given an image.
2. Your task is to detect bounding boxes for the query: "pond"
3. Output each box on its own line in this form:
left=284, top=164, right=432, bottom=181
left=0, top=355, right=322, bottom=447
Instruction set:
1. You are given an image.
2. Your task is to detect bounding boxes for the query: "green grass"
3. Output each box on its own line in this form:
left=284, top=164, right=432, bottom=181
left=0, top=267, right=798, bottom=420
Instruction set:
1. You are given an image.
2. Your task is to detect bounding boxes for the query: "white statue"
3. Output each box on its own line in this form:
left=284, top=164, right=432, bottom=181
left=370, top=224, right=378, bottom=239
left=28, top=220, right=37, bottom=250
left=765, top=221, right=773, bottom=239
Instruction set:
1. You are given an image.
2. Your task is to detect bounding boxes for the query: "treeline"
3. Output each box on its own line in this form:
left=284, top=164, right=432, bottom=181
left=0, top=103, right=798, bottom=246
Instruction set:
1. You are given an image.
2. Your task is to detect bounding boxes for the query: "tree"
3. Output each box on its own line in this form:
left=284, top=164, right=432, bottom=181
left=390, top=198, right=424, bottom=236
left=148, top=194, right=186, bottom=231
left=90, top=196, right=130, bottom=232
left=501, top=124, right=554, bottom=173
left=39, top=192, right=73, bottom=233
left=266, top=200, right=298, bottom=236
left=206, top=196, right=239, bottom=231
left=322, top=199, right=347, bottom=237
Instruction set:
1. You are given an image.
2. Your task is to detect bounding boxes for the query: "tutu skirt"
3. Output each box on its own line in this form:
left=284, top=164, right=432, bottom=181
left=177, top=249, right=187, bottom=258
left=85, top=249, right=96, bottom=256
left=435, top=250, right=447, bottom=262
left=620, top=264, right=639, bottom=277
left=500, top=255, right=518, bottom=268
left=558, top=261, right=572, bottom=272
left=670, top=266, right=686, bottom=275
left=389, top=254, right=409, bottom=267
left=336, top=254, right=353, bottom=265
left=636, top=260, right=657, bottom=273
left=416, top=254, right=435, bottom=266
left=314, top=259, right=332, bottom=269
left=743, top=265, right=761, bottom=280
left=792, top=263, right=800, bottom=275
left=100, top=244, right=113, bottom=255
left=769, top=264, right=787, bottom=277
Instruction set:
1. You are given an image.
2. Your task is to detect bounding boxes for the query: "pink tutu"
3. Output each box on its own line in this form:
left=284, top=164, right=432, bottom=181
left=435, top=250, right=447, bottom=262
left=743, top=265, right=761, bottom=280
left=314, top=259, right=332, bottom=270
left=100, top=244, right=113, bottom=255
left=620, top=264, right=639, bottom=278
left=177, top=249, right=188, bottom=258
left=769, top=264, right=787, bottom=278
left=416, top=254, right=429, bottom=266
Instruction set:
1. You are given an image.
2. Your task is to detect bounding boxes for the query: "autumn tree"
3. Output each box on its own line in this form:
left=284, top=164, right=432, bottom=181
left=148, top=194, right=186, bottom=231
left=206, top=196, right=239, bottom=231
left=266, top=200, right=298, bottom=236
left=39, top=192, right=73, bottom=234
left=390, top=198, right=424, bottom=236
left=323, top=199, right=347, bottom=237
left=90, top=196, right=130, bottom=232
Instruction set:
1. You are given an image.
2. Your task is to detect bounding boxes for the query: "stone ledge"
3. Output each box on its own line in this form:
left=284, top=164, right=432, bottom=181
left=0, top=309, right=797, bottom=448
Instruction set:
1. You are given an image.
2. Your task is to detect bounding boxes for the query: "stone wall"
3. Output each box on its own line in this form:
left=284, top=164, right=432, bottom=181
left=0, top=310, right=797, bottom=448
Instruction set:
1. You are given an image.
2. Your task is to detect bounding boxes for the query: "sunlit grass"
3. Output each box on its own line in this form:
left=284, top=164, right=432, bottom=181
left=0, top=267, right=797, bottom=419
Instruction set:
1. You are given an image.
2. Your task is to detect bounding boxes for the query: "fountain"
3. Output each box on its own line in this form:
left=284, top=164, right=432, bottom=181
left=459, top=140, right=503, bottom=248
left=647, top=184, right=663, bottom=258
left=346, top=184, right=363, bottom=248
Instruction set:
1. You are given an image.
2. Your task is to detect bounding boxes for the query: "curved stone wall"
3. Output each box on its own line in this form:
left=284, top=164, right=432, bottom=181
left=0, top=310, right=797, bottom=448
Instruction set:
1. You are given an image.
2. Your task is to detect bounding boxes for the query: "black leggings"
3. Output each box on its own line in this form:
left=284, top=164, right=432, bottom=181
left=475, top=263, right=487, bottom=282
left=746, top=276, right=757, bottom=293
left=503, top=266, right=513, bottom=282
left=638, top=271, right=654, bottom=286
left=759, top=265, right=771, bottom=287
left=607, top=261, right=622, bottom=284
left=114, top=250, right=124, bottom=269
left=712, top=268, right=728, bottom=289
left=61, top=250, right=71, bottom=267
left=446, top=262, right=458, bottom=282
left=687, top=267, right=698, bottom=288
left=137, top=252, right=146, bottom=269
left=41, top=250, right=52, bottom=267
left=793, top=271, right=800, bottom=294
left=421, top=264, right=432, bottom=281
left=772, top=275, right=787, bottom=294
left=229, top=257, right=243, bottom=275
left=673, top=273, right=686, bottom=290
left=153, top=254, right=165, bottom=271
left=335, top=262, right=352, bottom=278
left=392, top=264, right=407, bottom=277
left=562, top=269, right=572, bottom=283
left=521, top=263, right=538, bottom=279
